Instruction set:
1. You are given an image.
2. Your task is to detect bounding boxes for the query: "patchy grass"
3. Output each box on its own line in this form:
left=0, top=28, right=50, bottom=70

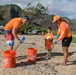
left=52, top=30, right=57, bottom=35
left=71, top=31, right=76, bottom=43
left=71, top=31, right=76, bottom=35
left=72, top=35, right=76, bottom=43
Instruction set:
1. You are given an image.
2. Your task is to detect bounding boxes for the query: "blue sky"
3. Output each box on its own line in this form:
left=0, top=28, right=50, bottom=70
left=0, top=0, right=76, bottom=19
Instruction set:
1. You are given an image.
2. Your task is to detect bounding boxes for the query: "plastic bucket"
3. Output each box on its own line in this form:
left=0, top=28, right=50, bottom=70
left=27, top=48, right=37, bottom=62
left=4, top=50, right=16, bottom=68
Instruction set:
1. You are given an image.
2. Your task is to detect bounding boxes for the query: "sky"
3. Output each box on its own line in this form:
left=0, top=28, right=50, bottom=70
left=0, top=0, right=76, bottom=19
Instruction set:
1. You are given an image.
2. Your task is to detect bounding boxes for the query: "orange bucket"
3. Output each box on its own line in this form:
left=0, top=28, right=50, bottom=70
left=27, top=48, right=37, bottom=62
left=4, top=50, right=16, bottom=68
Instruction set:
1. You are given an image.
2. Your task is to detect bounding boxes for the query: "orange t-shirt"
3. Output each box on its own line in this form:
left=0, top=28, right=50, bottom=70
left=4, top=18, right=23, bottom=31
left=57, top=21, right=72, bottom=41
left=44, top=33, right=54, bottom=50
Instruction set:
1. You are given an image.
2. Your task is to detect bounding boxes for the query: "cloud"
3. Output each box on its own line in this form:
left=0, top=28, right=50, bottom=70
left=0, top=0, right=76, bottom=19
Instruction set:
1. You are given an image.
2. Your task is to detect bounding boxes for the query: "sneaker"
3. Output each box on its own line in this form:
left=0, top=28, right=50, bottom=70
left=45, top=56, right=51, bottom=60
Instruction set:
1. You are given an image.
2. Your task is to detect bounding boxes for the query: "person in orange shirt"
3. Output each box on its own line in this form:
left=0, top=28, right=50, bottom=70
left=44, top=27, right=55, bottom=59
left=4, top=16, right=29, bottom=50
left=52, top=15, right=72, bottom=66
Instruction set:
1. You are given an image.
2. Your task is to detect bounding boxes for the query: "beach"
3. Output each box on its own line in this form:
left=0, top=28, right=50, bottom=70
left=0, top=35, right=76, bottom=75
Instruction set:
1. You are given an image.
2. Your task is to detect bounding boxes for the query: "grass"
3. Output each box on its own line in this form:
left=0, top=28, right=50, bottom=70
left=72, top=35, right=76, bottom=43
left=71, top=31, right=76, bottom=43
left=52, top=30, right=57, bottom=35
left=71, top=31, right=76, bottom=35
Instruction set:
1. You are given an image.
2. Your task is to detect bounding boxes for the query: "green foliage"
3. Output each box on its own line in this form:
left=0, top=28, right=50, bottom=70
left=24, top=3, right=48, bottom=25
left=19, top=3, right=48, bottom=34
left=0, top=4, right=76, bottom=31
left=38, top=28, right=47, bottom=34
left=71, top=31, right=76, bottom=35
left=25, top=3, right=48, bottom=15
left=71, top=31, right=76, bottom=43
left=19, top=24, right=34, bottom=34
left=0, top=11, right=3, bottom=20
left=72, top=35, right=76, bottom=43
left=52, top=30, right=57, bottom=35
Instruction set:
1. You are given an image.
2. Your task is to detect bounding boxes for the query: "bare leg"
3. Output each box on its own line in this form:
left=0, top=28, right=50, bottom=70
left=45, top=50, right=51, bottom=59
left=45, top=50, right=49, bottom=57
left=60, top=47, right=68, bottom=66
left=7, top=46, right=13, bottom=50
left=48, top=50, right=52, bottom=57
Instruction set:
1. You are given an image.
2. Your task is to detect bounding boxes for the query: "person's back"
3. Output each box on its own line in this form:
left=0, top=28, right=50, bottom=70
left=4, top=16, right=29, bottom=50
left=57, top=21, right=72, bottom=41
left=4, top=18, right=23, bottom=31
left=60, top=21, right=71, bottom=37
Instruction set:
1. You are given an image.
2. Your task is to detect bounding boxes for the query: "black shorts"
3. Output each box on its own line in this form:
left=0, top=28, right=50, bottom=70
left=62, top=36, right=72, bottom=47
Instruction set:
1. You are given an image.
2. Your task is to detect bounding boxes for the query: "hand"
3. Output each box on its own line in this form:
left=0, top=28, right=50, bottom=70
left=54, top=39, right=58, bottom=44
left=55, top=34, right=60, bottom=39
left=21, top=36, right=26, bottom=43
left=19, top=36, right=26, bottom=43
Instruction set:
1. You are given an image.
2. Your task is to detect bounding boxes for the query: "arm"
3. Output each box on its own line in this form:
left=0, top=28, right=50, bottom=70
left=54, top=31, right=65, bottom=44
left=44, top=39, right=46, bottom=50
left=49, top=34, right=55, bottom=41
left=55, top=34, right=60, bottom=39
left=44, top=39, right=46, bottom=45
left=12, top=28, right=21, bottom=42
left=55, top=28, right=60, bottom=39
left=57, top=22, right=66, bottom=41
left=58, top=30, right=65, bottom=41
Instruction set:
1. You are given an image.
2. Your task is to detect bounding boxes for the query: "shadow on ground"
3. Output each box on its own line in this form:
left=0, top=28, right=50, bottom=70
left=16, top=55, right=27, bottom=60
left=37, top=51, right=76, bottom=57
left=67, top=60, right=76, bottom=65
left=16, top=61, right=36, bottom=67
left=16, top=51, right=76, bottom=67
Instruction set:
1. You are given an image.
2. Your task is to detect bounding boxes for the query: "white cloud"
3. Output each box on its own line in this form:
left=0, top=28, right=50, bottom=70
left=0, top=0, right=76, bottom=19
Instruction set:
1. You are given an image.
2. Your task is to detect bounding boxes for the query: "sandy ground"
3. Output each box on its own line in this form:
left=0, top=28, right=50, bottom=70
left=0, top=35, right=76, bottom=75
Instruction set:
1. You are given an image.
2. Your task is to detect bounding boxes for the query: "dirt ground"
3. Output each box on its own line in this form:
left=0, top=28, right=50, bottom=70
left=0, top=35, right=76, bottom=75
